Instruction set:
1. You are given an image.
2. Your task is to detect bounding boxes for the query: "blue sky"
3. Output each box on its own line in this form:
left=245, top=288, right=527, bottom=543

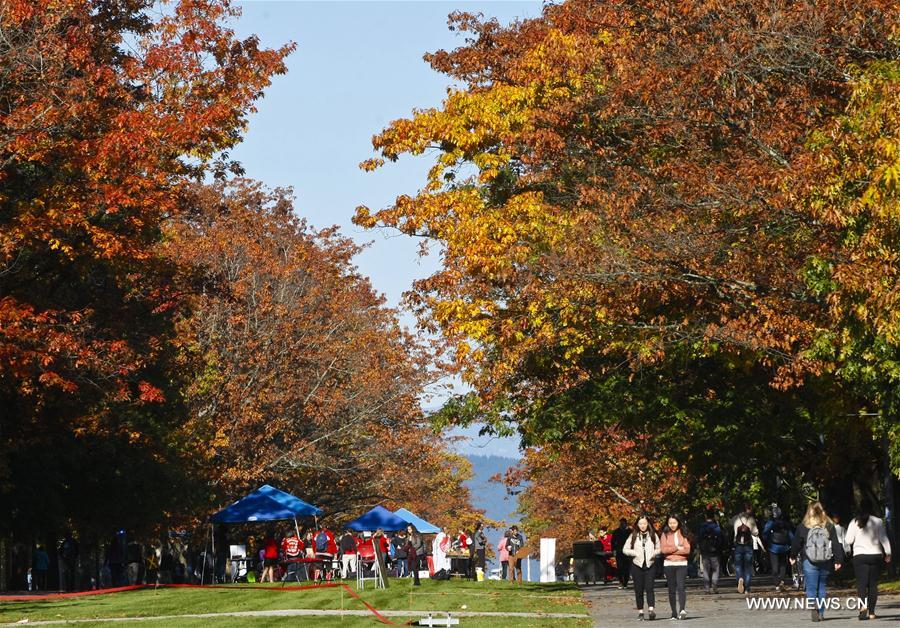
left=230, top=1, right=540, bottom=458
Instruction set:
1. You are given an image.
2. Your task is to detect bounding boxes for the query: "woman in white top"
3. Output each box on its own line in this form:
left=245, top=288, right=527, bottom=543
left=432, top=527, right=450, bottom=572
left=844, top=498, right=892, bottom=620
left=622, top=515, right=661, bottom=621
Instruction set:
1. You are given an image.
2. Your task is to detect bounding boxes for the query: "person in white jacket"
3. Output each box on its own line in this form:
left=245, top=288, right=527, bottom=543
left=432, top=527, right=451, bottom=573
left=844, top=499, right=892, bottom=620
left=730, top=504, right=763, bottom=594
left=622, top=515, right=661, bottom=621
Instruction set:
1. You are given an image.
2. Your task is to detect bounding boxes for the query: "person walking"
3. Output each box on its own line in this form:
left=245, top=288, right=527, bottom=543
left=697, top=509, right=723, bottom=594
left=33, top=545, right=49, bottom=591
left=763, top=506, right=794, bottom=592
left=58, top=532, right=79, bottom=592
left=844, top=498, right=892, bottom=620
left=612, top=518, right=632, bottom=589
left=660, top=515, right=691, bottom=620
left=471, top=522, right=487, bottom=581
left=391, top=530, right=407, bottom=577
left=790, top=501, right=844, bottom=622
left=506, top=525, right=526, bottom=583
left=405, top=525, right=425, bottom=586
left=622, top=515, right=661, bottom=622
left=498, top=531, right=510, bottom=580
left=731, top=503, right=762, bottom=594
left=340, top=529, right=358, bottom=579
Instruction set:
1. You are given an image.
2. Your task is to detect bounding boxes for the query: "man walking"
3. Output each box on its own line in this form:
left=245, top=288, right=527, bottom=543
left=612, top=518, right=632, bottom=589
left=698, top=509, right=723, bottom=594
left=506, top=525, right=526, bottom=583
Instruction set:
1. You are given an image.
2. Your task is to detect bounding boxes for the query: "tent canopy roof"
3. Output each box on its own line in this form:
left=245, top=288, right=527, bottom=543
left=346, top=505, right=407, bottom=532
left=210, top=484, right=323, bottom=524
left=393, top=508, right=440, bottom=534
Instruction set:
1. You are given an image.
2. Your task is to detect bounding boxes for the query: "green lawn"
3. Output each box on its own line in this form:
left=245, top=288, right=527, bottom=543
left=0, top=579, right=591, bottom=627
left=877, top=576, right=900, bottom=594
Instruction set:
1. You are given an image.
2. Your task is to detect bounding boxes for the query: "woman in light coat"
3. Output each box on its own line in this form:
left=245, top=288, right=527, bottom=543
left=623, top=515, right=661, bottom=621
left=844, top=498, right=892, bottom=620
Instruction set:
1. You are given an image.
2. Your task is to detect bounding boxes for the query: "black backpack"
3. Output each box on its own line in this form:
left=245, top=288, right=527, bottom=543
left=699, top=526, right=720, bottom=554
left=771, top=521, right=790, bottom=545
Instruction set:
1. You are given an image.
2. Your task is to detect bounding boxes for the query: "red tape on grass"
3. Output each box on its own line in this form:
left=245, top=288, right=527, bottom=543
left=0, top=585, right=145, bottom=601
left=0, top=582, right=396, bottom=625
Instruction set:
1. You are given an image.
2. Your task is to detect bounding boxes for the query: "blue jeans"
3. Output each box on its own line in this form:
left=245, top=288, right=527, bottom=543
left=803, top=560, right=830, bottom=617
left=734, top=545, right=754, bottom=591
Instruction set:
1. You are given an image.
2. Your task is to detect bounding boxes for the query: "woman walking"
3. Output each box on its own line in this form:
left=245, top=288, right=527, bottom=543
left=498, top=531, right=510, bottom=580
left=660, top=515, right=691, bottom=620
left=844, top=498, right=892, bottom=620
left=622, top=515, right=661, bottom=621
left=405, top=525, right=425, bottom=586
left=790, top=501, right=844, bottom=622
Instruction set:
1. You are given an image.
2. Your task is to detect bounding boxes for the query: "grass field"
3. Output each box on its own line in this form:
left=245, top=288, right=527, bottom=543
left=0, top=579, right=591, bottom=627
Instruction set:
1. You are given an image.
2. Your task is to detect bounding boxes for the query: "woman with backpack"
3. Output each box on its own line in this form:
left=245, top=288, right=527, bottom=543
left=763, top=506, right=794, bottom=592
left=790, top=501, right=844, bottom=622
left=731, top=503, right=762, bottom=594
left=660, top=514, right=691, bottom=620
left=844, top=498, right=892, bottom=620
left=622, top=515, right=661, bottom=621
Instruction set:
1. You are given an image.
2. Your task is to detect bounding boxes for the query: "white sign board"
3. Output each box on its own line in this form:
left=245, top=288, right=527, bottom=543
left=539, top=537, right=556, bottom=583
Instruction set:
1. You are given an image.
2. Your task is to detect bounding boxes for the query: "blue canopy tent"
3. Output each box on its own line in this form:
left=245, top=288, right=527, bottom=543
left=210, top=484, right=322, bottom=523
left=393, top=508, right=440, bottom=534
left=346, top=505, right=408, bottom=532
left=205, top=485, right=323, bottom=584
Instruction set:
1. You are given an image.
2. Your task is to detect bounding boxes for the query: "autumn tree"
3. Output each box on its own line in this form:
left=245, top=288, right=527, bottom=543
left=505, top=426, right=688, bottom=552
left=799, top=60, right=900, bottom=461
left=356, top=0, right=897, bottom=522
left=0, top=0, right=291, bottom=538
left=168, top=180, right=481, bottom=525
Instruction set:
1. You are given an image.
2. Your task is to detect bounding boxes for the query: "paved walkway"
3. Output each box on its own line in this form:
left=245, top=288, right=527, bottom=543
left=581, top=577, right=900, bottom=627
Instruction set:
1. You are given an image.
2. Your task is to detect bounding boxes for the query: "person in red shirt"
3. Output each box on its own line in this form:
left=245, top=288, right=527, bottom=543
left=597, top=523, right=615, bottom=583
left=260, top=531, right=279, bottom=583
left=281, top=529, right=304, bottom=582
left=457, top=528, right=471, bottom=552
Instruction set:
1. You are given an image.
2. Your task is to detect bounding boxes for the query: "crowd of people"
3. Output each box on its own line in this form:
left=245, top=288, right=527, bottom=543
left=576, top=499, right=892, bottom=622
left=217, top=522, right=495, bottom=587
left=13, top=519, right=530, bottom=592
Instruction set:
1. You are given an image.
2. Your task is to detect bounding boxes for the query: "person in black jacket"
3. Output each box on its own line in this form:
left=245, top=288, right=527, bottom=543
left=790, top=501, right=844, bottom=623
left=611, top=518, right=632, bottom=589
left=471, top=522, right=487, bottom=581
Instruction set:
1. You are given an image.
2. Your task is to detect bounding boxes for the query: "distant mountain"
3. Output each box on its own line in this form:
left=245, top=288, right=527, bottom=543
left=464, top=454, right=539, bottom=579
left=465, top=454, right=520, bottom=523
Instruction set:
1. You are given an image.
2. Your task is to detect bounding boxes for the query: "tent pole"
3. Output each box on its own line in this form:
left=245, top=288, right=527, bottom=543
left=294, top=516, right=301, bottom=539
left=200, top=525, right=207, bottom=585
left=211, top=524, right=217, bottom=584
